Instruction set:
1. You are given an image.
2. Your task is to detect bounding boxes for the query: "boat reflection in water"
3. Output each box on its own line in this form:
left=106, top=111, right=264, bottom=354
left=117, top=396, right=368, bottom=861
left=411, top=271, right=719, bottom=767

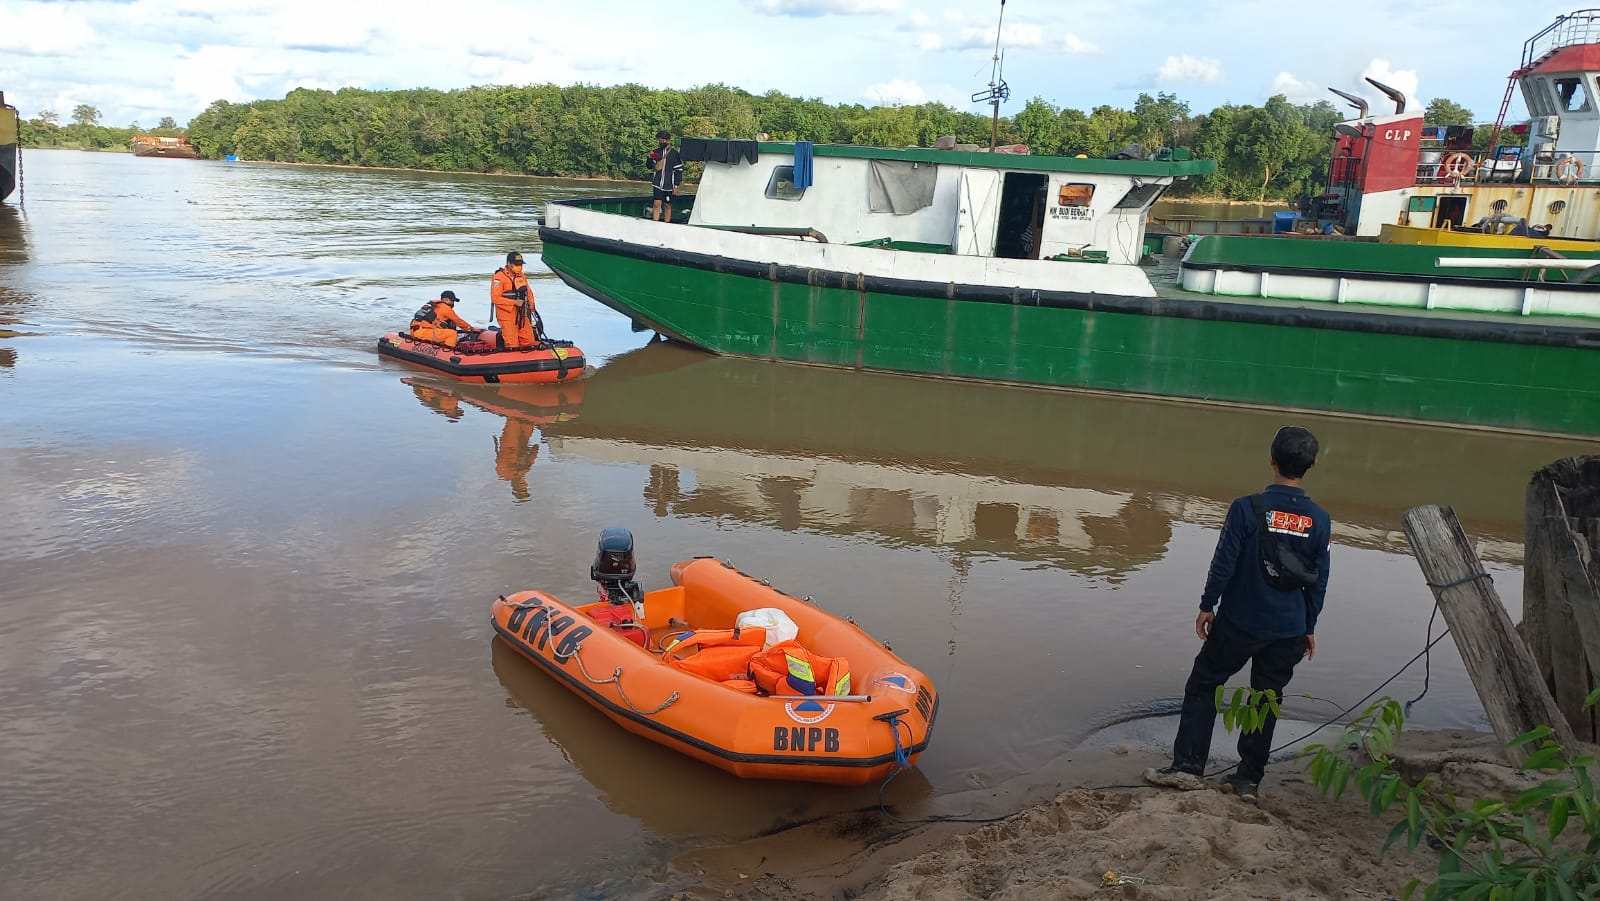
left=402, top=376, right=584, bottom=501
left=541, top=342, right=1589, bottom=575
left=0, top=203, right=29, bottom=369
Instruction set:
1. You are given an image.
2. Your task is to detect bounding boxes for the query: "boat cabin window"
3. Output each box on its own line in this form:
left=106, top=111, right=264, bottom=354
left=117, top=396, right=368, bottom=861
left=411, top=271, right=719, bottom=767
left=765, top=165, right=805, bottom=201
left=1057, top=183, right=1095, bottom=208
left=1113, top=183, right=1165, bottom=210
left=1527, top=79, right=1556, bottom=118
left=1555, top=77, right=1592, bottom=113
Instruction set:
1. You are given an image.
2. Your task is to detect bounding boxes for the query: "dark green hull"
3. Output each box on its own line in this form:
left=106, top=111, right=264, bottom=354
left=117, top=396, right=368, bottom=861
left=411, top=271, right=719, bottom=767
left=0, top=144, right=14, bottom=203
left=539, top=226, right=1600, bottom=437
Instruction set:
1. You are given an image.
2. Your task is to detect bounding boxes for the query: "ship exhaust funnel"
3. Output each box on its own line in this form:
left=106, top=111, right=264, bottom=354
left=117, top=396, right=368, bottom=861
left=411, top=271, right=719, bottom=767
left=1364, top=77, right=1407, bottom=114
left=1328, top=87, right=1369, bottom=119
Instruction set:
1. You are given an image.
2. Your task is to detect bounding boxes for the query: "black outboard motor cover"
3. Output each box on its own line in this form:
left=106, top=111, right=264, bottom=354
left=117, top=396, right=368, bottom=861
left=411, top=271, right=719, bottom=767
left=591, top=527, right=637, bottom=581
left=591, top=527, right=643, bottom=606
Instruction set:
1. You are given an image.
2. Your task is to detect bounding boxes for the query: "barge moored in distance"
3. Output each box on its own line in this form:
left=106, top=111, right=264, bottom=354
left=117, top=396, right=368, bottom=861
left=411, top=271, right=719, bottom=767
left=131, top=135, right=200, bottom=159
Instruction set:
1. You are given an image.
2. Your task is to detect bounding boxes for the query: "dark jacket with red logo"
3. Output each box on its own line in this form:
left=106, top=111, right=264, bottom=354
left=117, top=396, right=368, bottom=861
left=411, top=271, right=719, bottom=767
left=1200, top=484, right=1332, bottom=640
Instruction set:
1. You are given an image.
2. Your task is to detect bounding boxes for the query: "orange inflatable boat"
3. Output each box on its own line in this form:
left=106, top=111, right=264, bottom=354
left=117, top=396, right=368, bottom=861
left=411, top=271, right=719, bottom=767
left=377, top=332, right=585, bottom=384
left=490, top=550, right=938, bottom=785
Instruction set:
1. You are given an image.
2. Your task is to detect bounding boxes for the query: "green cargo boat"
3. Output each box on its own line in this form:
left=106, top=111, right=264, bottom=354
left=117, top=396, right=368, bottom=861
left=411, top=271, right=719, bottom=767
left=539, top=140, right=1600, bottom=437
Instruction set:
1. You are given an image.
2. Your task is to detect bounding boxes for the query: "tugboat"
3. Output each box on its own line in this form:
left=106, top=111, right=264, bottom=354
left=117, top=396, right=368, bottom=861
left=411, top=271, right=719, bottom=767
left=1293, top=10, right=1600, bottom=245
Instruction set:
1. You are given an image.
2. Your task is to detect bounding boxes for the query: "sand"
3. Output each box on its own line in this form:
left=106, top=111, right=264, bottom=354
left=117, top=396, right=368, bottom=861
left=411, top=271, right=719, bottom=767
left=649, top=728, right=1547, bottom=901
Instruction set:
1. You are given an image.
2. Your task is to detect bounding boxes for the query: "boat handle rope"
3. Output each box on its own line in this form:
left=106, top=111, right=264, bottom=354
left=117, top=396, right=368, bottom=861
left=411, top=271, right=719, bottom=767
left=507, top=600, right=682, bottom=715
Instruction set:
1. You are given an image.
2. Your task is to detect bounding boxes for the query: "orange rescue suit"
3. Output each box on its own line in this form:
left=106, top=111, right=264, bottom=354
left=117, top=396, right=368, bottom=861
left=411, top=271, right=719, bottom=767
left=491, top=267, right=538, bottom=348
left=409, top=300, right=474, bottom=348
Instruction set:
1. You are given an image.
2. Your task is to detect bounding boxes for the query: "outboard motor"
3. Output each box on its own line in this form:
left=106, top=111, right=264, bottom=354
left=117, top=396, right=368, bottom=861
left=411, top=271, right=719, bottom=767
left=591, top=527, right=645, bottom=618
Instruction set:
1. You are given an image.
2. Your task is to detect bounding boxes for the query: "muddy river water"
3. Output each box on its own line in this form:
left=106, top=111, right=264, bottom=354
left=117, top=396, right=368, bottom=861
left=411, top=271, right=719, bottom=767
left=1, top=150, right=1594, bottom=900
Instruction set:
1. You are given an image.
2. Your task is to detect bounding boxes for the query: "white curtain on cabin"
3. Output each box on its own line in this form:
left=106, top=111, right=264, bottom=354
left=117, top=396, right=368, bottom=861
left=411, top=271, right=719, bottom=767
left=867, top=160, right=938, bottom=215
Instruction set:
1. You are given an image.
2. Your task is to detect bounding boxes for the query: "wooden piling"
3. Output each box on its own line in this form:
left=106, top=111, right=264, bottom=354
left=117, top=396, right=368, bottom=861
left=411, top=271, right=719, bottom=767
left=1402, top=505, right=1577, bottom=762
left=1522, top=457, right=1600, bottom=744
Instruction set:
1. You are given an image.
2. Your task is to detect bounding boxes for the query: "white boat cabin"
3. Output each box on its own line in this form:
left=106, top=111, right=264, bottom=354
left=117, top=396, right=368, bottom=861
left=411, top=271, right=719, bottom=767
left=682, top=141, right=1210, bottom=266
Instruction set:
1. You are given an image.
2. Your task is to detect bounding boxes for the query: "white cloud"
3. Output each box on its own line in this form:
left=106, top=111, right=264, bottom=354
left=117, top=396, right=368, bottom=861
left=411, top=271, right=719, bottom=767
left=915, top=32, right=944, bottom=51
left=754, top=0, right=903, bottom=15
left=1358, top=59, right=1421, bottom=114
left=1270, top=72, right=1325, bottom=104
left=956, top=23, right=1043, bottom=50
left=864, top=79, right=928, bottom=106
left=1060, top=33, right=1098, bottom=55
left=0, top=4, right=99, bottom=56
left=171, top=46, right=258, bottom=106
left=1157, top=55, right=1224, bottom=84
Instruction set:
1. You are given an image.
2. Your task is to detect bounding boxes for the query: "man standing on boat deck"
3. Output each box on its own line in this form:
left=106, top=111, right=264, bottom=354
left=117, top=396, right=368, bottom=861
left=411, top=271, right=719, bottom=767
left=1144, top=426, right=1332, bottom=804
left=490, top=252, right=539, bottom=348
left=648, top=130, right=684, bottom=222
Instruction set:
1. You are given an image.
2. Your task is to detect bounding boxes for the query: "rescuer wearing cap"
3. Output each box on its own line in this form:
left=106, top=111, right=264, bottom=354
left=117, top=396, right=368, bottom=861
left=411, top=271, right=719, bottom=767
left=490, top=251, right=539, bottom=348
left=409, top=290, right=475, bottom=348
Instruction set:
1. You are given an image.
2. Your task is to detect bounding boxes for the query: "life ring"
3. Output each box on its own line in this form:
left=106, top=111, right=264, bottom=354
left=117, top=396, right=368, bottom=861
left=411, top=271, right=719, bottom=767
left=1556, top=155, right=1585, bottom=185
left=1438, top=152, right=1476, bottom=181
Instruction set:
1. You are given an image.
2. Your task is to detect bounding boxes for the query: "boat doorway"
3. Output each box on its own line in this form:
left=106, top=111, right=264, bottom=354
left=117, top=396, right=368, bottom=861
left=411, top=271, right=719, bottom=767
left=1433, top=195, right=1469, bottom=229
left=996, top=173, right=1049, bottom=260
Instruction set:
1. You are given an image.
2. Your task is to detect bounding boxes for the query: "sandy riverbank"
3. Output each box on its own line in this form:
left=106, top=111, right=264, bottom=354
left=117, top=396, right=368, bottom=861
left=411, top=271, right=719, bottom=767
left=652, top=729, right=1544, bottom=901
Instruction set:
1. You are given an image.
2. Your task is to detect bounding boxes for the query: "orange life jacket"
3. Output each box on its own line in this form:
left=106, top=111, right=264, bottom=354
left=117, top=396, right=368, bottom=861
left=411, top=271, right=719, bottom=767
left=749, top=640, right=852, bottom=697
left=491, top=268, right=535, bottom=319
left=411, top=301, right=472, bottom=333
left=662, top=627, right=767, bottom=684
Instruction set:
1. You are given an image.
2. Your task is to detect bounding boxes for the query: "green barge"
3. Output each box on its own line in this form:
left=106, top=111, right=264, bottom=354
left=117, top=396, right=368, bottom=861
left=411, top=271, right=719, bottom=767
left=539, top=141, right=1600, bottom=437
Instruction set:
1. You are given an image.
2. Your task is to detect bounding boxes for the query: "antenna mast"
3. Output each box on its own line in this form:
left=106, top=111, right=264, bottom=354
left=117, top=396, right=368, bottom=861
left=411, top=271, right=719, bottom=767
left=970, top=0, right=1011, bottom=151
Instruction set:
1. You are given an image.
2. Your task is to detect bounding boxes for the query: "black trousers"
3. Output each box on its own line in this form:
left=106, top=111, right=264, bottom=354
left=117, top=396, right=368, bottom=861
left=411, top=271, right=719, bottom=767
left=1172, top=615, right=1308, bottom=783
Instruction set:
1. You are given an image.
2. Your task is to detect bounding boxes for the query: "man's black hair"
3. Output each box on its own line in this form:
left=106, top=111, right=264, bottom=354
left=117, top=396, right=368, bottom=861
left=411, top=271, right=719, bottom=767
left=656, top=129, right=671, bottom=140
left=1271, top=426, right=1319, bottom=479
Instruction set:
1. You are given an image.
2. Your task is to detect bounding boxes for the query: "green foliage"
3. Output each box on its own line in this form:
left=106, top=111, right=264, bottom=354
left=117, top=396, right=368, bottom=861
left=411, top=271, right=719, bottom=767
left=29, top=82, right=1360, bottom=200
left=20, top=104, right=188, bottom=151
left=1216, top=685, right=1282, bottom=735
left=1300, top=695, right=1600, bottom=900
left=1424, top=98, right=1475, bottom=128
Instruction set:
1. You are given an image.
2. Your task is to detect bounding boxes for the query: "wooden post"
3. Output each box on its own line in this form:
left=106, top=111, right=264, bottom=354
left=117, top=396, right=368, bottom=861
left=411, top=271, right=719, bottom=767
left=1522, top=458, right=1600, bottom=743
left=1403, top=505, right=1577, bottom=762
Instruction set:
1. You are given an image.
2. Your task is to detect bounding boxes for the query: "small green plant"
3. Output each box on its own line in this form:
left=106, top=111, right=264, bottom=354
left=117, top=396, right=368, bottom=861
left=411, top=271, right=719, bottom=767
left=1215, top=684, right=1282, bottom=735
left=1299, top=686, right=1600, bottom=901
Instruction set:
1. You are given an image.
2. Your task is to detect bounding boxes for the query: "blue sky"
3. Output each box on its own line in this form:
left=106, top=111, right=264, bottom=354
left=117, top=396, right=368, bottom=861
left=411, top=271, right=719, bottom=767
left=0, top=0, right=1583, bottom=128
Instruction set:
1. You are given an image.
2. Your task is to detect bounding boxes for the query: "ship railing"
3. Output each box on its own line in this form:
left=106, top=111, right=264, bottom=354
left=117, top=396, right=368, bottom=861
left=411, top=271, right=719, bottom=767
left=1522, top=9, right=1600, bottom=69
left=1415, top=148, right=1600, bottom=186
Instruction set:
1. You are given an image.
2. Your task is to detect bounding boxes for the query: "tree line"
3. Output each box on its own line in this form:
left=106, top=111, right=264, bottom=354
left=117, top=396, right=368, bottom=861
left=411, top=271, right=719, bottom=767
left=19, top=85, right=1510, bottom=201
left=19, top=104, right=184, bottom=151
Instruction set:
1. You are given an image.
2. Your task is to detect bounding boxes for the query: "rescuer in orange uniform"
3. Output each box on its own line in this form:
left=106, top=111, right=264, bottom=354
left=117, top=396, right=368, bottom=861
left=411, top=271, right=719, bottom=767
left=409, top=290, right=475, bottom=347
left=490, top=251, right=540, bottom=348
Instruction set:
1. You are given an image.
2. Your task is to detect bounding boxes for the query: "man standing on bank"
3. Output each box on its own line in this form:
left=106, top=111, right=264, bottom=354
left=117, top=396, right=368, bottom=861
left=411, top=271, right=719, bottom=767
left=648, top=130, right=684, bottom=222
left=1144, top=426, right=1332, bottom=803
